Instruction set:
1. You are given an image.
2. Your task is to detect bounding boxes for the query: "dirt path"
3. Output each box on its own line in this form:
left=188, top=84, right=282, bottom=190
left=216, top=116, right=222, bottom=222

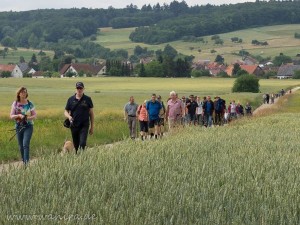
left=1, top=87, right=299, bottom=174
left=252, top=87, right=300, bottom=116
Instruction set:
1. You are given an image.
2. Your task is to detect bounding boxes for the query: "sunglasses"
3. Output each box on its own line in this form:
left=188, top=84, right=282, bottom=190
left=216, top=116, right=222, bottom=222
left=76, top=87, right=83, bottom=90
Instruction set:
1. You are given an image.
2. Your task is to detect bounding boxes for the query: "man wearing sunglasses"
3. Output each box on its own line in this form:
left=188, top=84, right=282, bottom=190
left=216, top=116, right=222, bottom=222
left=64, top=82, right=94, bottom=153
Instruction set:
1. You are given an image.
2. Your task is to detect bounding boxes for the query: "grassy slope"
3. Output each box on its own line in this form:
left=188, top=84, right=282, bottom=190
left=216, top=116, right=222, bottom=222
left=96, top=24, right=300, bottom=63
left=0, top=48, right=54, bottom=65
left=1, top=91, right=300, bottom=224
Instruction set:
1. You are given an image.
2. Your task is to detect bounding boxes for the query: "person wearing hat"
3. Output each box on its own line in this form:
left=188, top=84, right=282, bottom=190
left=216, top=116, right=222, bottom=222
left=64, top=82, right=94, bottom=153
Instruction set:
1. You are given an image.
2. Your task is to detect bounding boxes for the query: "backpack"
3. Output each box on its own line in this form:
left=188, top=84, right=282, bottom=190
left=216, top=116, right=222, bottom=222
left=215, top=99, right=222, bottom=112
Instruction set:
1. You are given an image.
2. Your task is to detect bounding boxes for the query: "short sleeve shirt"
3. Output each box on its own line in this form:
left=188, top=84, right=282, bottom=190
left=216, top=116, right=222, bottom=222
left=124, top=102, right=138, bottom=116
left=167, top=99, right=183, bottom=119
left=65, top=94, right=93, bottom=127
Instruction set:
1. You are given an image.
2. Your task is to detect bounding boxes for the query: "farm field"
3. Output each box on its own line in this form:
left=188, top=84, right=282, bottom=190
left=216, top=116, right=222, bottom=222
left=0, top=48, right=54, bottom=65
left=0, top=77, right=299, bottom=162
left=1, top=88, right=300, bottom=224
left=96, top=24, right=300, bottom=63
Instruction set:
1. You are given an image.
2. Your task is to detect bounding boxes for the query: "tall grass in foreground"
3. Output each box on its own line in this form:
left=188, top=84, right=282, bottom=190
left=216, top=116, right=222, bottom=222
left=1, top=105, right=300, bottom=224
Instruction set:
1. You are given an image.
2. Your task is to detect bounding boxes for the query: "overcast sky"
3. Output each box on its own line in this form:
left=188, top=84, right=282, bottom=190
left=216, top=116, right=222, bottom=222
left=0, top=0, right=255, bottom=12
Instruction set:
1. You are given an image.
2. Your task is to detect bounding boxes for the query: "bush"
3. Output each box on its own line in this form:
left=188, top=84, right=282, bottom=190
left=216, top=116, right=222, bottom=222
left=232, top=74, right=260, bottom=93
left=191, top=69, right=210, bottom=77
left=292, top=70, right=300, bottom=79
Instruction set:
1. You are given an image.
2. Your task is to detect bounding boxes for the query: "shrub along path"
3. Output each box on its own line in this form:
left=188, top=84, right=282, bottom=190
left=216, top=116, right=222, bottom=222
left=1, top=86, right=299, bottom=174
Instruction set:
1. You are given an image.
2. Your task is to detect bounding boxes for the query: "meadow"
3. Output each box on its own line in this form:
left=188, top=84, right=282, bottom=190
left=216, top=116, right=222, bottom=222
left=1, top=87, right=300, bottom=224
left=0, top=48, right=54, bottom=65
left=0, top=77, right=299, bottom=162
left=96, top=24, right=300, bottom=63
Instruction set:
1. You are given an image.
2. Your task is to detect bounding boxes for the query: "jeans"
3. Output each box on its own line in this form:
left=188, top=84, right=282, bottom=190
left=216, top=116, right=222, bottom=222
left=204, top=114, right=213, bottom=127
left=71, top=125, right=89, bottom=153
left=17, top=124, right=33, bottom=164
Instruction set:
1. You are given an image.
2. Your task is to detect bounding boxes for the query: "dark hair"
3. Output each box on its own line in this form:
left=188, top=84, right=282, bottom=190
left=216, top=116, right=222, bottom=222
left=16, top=87, right=28, bottom=102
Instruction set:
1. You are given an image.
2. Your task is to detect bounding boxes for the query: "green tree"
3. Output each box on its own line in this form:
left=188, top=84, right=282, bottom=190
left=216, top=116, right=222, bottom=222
left=19, top=56, right=25, bottom=63
left=1, top=71, right=11, bottom=78
left=273, top=54, right=292, bottom=66
left=39, top=56, right=53, bottom=71
left=232, top=74, right=260, bottom=93
left=292, top=70, right=300, bottom=79
left=139, top=63, right=146, bottom=77
left=1, top=36, right=15, bottom=47
left=214, top=55, right=224, bottom=64
left=232, top=63, right=241, bottom=76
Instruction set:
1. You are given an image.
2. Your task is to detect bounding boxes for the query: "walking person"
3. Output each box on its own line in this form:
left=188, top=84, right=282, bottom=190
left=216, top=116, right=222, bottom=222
left=157, top=95, right=166, bottom=138
left=270, top=93, right=275, bottom=104
left=214, top=96, right=224, bottom=126
left=186, top=95, right=198, bottom=125
left=229, top=100, right=237, bottom=119
left=124, top=96, right=139, bottom=140
left=146, top=93, right=162, bottom=139
left=137, top=100, right=148, bottom=141
left=10, top=87, right=37, bottom=165
left=196, top=96, right=204, bottom=126
left=266, top=93, right=270, bottom=104
left=202, top=96, right=214, bottom=127
left=64, top=82, right=94, bottom=153
left=245, top=102, right=252, bottom=116
left=166, top=91, right=184, bottom=131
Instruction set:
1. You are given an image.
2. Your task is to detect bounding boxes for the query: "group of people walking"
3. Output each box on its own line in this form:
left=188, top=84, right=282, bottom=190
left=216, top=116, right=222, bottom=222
left=9, top=82, right=289, bottom=165
left=124, top=91, right=253, bottom=140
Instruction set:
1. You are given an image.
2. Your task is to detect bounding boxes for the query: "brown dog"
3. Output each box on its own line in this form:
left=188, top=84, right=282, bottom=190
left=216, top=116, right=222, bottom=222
left=61, top=140, right=74, bottom=155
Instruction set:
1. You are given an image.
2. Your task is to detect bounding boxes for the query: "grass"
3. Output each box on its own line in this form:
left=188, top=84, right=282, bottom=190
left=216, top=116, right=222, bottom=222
left=1, top=89, right=300, bottom=224
left=0, top=47, right=54, bottom=65
left=96, top=24, right=300, bottom=63
left=0, top=77, right=299, bottom=162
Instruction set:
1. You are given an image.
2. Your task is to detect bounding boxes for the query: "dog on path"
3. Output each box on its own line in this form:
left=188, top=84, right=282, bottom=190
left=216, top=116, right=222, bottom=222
left=61, top=140, right=74, bottom=155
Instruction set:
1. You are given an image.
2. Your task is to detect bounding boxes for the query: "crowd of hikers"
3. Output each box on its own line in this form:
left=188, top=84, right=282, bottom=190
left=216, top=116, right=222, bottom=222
left=124, top=91, right=254, bottom=140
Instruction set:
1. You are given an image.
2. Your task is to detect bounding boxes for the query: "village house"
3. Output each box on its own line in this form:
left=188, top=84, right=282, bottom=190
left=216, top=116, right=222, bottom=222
left=60, top=63, right=106, bottom=77
left=225, top=64, right=264, bottom=77
left=205, top=62, right=227, bottom=76
left=277, top=64, right=300, bottom=79
left=0, top=64, right=23, bottom=78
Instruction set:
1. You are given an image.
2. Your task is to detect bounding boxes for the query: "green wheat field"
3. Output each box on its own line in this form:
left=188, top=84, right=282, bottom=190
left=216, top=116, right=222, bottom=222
left=0, top=77, right=300, bottom=224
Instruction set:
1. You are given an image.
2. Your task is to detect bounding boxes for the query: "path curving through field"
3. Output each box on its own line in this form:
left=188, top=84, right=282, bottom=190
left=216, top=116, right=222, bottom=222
left=1, top=86, right=299, bottom=174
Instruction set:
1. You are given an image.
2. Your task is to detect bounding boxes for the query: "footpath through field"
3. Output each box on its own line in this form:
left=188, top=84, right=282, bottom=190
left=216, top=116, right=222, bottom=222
left=1, top=86, right=299, bottom=174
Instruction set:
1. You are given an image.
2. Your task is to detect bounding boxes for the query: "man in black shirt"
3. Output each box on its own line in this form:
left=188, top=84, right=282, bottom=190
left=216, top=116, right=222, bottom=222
left=64, top=82, right=94, bottom=153
left=186, top=95, right=198, bottom=125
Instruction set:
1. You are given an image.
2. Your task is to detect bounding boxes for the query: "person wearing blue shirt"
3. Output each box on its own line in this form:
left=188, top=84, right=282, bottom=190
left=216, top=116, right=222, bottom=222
left=146, top=93, right=162, bottom=139
left=202, top=96, right=214, bottom=127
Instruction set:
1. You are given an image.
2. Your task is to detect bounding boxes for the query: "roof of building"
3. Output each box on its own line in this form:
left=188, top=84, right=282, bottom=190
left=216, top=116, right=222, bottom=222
left=60, top=63, right=104, bottom=75
left=0, top=64, right=15, bottom=72
left=17, top=63, right=30, bottom=73
left=277, top=64, right=300, bottom=76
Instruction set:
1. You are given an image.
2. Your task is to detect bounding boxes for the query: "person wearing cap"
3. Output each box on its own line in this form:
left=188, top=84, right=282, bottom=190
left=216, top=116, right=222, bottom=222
left=124, top=96, right=139, bottom=140
left=64, top=82, right=94, bottom=153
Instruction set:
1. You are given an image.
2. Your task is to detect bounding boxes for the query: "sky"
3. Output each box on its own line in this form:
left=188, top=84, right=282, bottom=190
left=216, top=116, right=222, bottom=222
left=0, top=0, right=255, bottom=12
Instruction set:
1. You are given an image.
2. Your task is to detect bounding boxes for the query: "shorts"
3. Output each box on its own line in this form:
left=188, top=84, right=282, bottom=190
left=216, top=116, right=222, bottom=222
left=149, top=119, right=159, bottom=128
left=139, top=121, right=148, bottom=132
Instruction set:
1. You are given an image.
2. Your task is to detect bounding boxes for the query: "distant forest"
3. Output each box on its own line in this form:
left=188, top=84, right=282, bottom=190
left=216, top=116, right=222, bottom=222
left=0, top=0, right=300, bottom=58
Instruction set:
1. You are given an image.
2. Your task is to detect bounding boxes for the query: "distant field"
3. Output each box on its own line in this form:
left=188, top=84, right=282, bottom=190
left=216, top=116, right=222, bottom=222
left=0, top=47, right=54, bottom=64
left=96, top=24, right=300, bottom=63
